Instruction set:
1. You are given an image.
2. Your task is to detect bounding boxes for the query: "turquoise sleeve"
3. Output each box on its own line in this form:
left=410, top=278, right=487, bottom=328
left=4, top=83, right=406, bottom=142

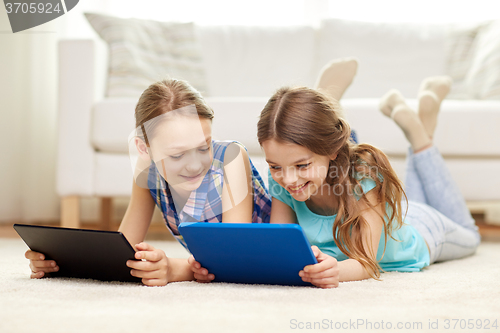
left=353, top=175, right=378, bottom=200
left=267, top=170, right=294, bottom=208
left=359, top=177, right=377, bottom=194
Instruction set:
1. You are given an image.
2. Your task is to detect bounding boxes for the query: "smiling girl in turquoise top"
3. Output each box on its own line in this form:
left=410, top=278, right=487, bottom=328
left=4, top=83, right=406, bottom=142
left=256, top=76, right=480, bottom=289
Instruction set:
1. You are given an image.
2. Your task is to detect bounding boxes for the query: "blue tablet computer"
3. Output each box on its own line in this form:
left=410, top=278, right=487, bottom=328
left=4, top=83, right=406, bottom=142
left=178, top=222, right=318, bottom=286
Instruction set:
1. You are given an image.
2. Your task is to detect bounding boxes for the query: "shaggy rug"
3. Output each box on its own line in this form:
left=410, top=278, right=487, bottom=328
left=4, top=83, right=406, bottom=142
left=1, top=238, right=499, bottom=333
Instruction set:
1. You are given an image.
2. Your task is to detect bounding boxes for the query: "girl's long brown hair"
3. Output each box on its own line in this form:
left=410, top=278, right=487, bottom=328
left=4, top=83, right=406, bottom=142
left=257, top=86, right=407, bottom=279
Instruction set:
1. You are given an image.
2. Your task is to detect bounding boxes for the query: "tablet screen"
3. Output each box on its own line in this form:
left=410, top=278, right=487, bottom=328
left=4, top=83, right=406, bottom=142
left=179, top=222, right=317, bottom=286
left=14, top=224, right=141, bottom=283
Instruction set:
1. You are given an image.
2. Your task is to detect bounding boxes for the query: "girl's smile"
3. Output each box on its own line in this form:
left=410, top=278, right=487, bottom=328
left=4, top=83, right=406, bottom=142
left=288, top=181, right=311, bottom=193
left=180, top=171, right=205, bottom=182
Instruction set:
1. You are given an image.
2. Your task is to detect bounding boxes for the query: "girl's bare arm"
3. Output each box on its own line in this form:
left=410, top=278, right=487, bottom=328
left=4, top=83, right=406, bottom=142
left=338, top=190, right=385, bottom=282
left=269, top=197, right=297, bottom=224
left=221, top=143, right=254, bottom=223
left=118, top=180, right=156, bottom=247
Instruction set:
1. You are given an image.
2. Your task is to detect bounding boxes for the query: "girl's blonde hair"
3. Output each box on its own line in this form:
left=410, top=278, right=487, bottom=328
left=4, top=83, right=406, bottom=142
left=257, top=86, right=407, bottom=279
left=135, top=78, right=214, bottom=145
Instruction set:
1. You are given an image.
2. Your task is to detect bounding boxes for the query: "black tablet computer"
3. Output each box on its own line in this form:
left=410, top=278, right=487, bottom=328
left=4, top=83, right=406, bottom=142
left=14, top=224, right=141, bottom=283
left=178, top=222, right=318, bottom=286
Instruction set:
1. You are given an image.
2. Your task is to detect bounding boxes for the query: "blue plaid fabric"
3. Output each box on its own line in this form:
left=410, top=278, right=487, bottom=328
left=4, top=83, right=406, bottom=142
left=350, top=129, right=358, bottom=144
left=148, top=140, right=272, bottom=250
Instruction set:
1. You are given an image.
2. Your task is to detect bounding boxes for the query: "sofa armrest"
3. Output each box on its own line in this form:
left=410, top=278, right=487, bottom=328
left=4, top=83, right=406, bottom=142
left=56, top=39, right=97, bottom=196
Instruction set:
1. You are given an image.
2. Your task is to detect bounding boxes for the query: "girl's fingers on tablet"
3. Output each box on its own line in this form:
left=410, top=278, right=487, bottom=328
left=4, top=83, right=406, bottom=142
left=194, top=273, right=214, bottom=282
left=31, top=260, right=57, bottom=269
left=126, top=260, right=156, bottom=271
left=30, top=266, right=59, bottom=279
left=187, top=255, right=201, bottom=269
left=135, top=248, right=165, bottom=262
left=191, top=266, right=209, bottom=275
left=25, top=250, right=44, bottom=260
left=300, top=269, right=333, bottom=280
left=135, top=250, right=154, bottom=261
left=30, top=261, right=59, bottom=273
left=135, top=242, right=155, bottom=253
left=130, top=269, right=158, bottom=279
left=304, top=257, right=337, bottom=273
left=308, top=277, right=339, bottom=288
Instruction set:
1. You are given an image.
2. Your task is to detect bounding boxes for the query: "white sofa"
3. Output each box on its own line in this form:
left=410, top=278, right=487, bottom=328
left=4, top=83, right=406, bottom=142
left=57, top=19, right=500, bottom=228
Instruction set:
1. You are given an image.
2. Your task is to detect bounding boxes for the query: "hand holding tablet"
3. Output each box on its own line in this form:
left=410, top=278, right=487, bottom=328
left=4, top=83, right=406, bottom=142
left=179, top=222, right=318, bottom=286
left=14, top=224, right=141, bottom=283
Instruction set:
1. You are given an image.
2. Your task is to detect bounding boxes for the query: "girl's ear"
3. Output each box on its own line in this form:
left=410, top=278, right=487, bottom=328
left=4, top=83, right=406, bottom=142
left=135, top=137, right=151, bottom=161
left=330, top=152, right=338, bottom=161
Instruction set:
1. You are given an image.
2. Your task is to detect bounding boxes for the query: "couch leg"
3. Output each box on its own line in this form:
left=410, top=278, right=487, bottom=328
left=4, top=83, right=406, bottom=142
left=61, top=196, right=80, bottom=228
left=100, top=197, right=113, bottom=231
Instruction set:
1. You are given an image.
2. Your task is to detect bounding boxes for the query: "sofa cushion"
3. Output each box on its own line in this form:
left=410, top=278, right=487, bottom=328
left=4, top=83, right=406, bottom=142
left=465, top=20, right=500, bottom=99
left=85, top=13, right=207, bottom=99
left=198, top=25, right=316, bottom=97
left=444, top=23, right=486, bottom=99
left=318, top=19, right=446, bottom=99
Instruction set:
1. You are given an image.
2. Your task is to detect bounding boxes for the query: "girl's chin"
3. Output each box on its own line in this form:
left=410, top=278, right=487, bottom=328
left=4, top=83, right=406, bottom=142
left=178, top=181, right=203, bottom=192
left=291, top=194, right=309, bottom=202
left=169, top=179, right=204, bottom=193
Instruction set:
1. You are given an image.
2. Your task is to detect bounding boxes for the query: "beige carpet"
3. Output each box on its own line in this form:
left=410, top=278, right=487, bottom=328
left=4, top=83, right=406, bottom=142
left=1, top=238, right=499, bottom=333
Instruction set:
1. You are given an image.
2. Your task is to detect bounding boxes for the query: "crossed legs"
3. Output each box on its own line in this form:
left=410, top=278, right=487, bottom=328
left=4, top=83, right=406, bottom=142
left=380, top=77, right=480, bottom=263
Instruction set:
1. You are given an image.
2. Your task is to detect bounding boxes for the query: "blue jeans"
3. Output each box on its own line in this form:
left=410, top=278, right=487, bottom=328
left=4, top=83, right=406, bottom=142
left=403, top=146, right=481, bottom=264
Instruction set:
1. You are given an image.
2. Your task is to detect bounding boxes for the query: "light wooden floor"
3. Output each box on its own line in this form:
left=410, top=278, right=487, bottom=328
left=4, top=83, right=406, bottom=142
left=2, top=214, right=500, bottom=241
